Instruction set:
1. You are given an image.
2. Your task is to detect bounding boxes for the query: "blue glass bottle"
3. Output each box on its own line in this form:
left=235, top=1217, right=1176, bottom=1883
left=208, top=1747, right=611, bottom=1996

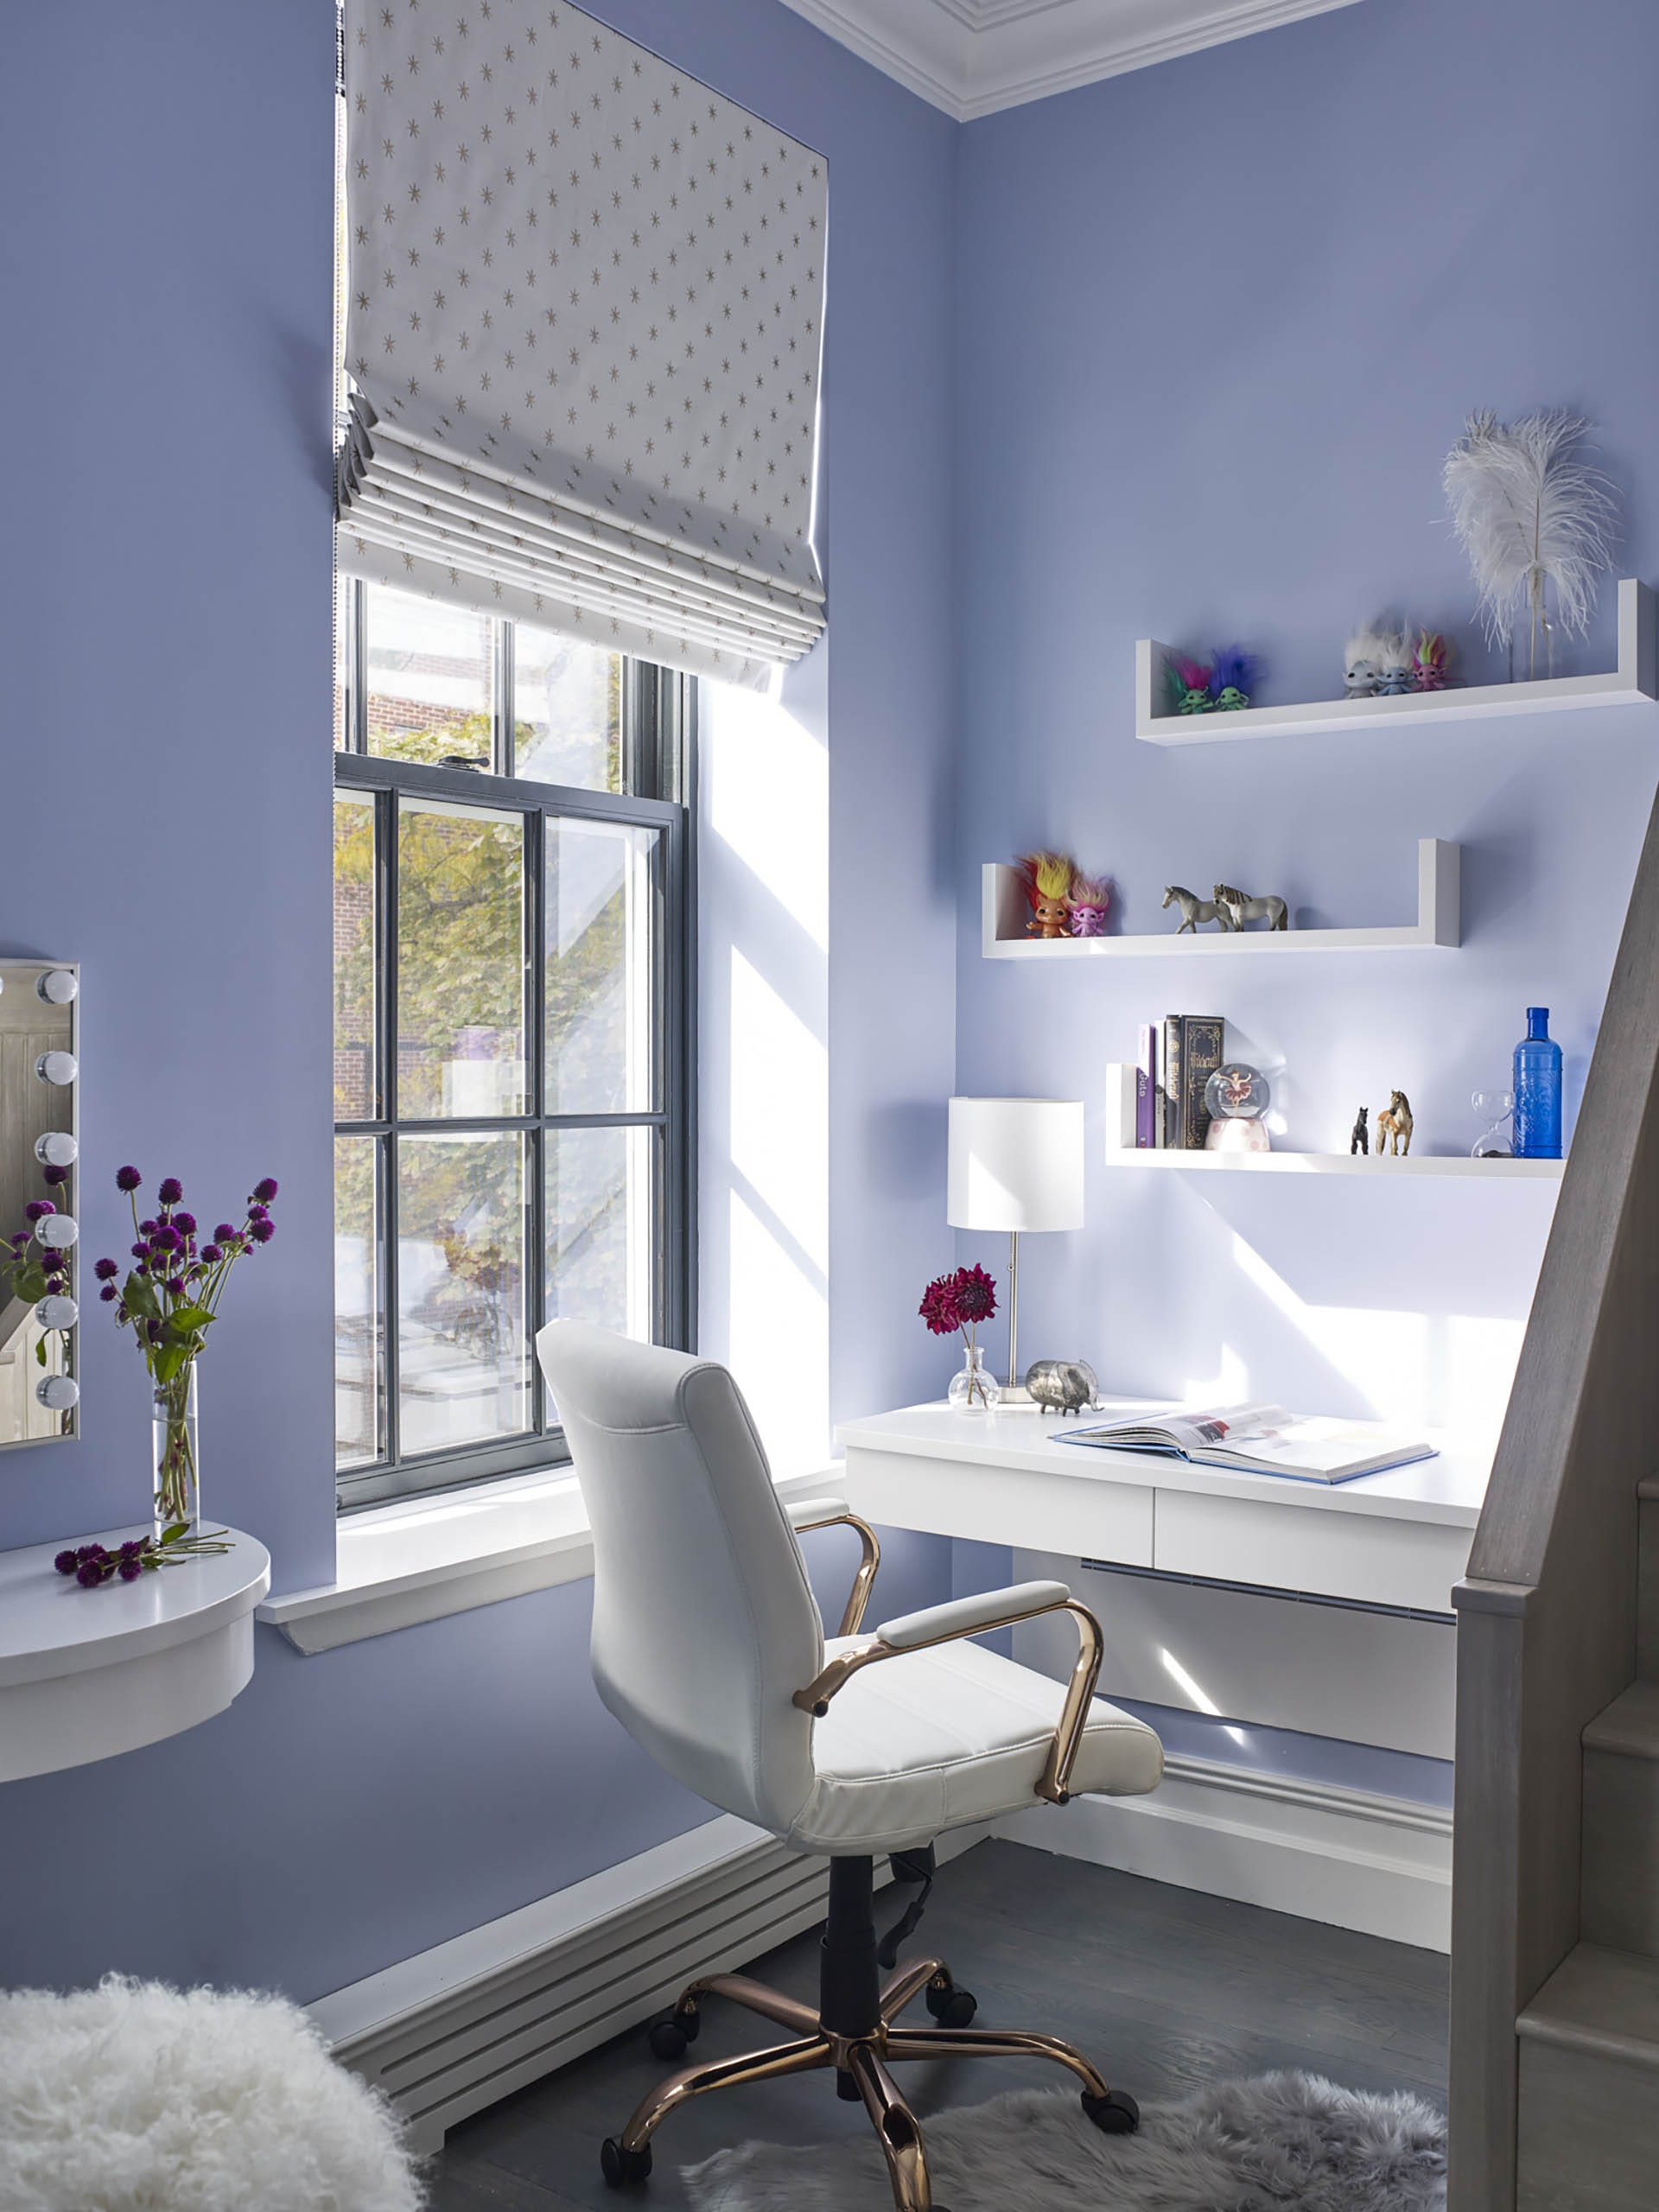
left=1512, top=1007, right=1562, bottom=1160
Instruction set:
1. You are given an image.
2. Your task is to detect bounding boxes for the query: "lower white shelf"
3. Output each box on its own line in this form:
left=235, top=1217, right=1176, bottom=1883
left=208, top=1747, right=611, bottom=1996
left=0, top=1524, right=270, bottom=1781
left=1104, top=1147, right=1563, bottom=1179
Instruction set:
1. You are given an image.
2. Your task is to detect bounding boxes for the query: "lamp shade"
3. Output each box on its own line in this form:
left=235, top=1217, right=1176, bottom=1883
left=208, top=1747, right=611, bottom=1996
left=947, top=1097, right=1084, bottom=1233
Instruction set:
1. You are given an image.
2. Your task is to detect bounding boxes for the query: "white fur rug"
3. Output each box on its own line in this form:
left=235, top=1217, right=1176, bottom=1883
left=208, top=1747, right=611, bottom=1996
left=684, top=2070, right=1446, bottom=2212
left=0, top=1976, right=423, bottom=2212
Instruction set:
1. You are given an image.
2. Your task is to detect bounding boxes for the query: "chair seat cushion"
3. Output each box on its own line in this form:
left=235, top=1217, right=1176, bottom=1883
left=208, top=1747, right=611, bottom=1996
left=785, top=1635, right=1162, bottom=1855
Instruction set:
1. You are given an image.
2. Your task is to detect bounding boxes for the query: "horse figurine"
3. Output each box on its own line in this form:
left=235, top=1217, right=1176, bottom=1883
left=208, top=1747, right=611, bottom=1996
left=1351, top=1105, right=1369, bottom=1156
left=1212, top=882, right=1288, bottom=932
left=1376, top=1090, right=1414, bottom=1156
left=1162, top=885, right=1232, bottom=934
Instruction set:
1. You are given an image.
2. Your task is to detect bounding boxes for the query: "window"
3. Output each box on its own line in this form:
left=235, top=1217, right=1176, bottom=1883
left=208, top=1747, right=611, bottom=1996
left=333, top=580, right=695, bottom=1509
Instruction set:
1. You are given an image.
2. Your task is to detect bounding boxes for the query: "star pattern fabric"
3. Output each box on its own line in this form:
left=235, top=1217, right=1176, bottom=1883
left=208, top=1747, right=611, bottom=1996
left=338, top=0, right=827, bottom=685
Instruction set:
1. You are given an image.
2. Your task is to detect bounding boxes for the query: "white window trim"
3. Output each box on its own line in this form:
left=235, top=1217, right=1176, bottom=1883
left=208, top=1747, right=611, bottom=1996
left=257, top=1464, right=842, bottom=1654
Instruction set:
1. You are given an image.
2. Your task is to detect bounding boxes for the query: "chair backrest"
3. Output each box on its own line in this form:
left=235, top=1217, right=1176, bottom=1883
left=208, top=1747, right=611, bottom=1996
left=536, top=1320, right=825, bottom=1835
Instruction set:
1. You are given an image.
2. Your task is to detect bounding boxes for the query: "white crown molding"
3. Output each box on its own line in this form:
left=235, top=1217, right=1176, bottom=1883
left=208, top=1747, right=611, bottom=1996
left=774, top=0, right=1363, bottom=120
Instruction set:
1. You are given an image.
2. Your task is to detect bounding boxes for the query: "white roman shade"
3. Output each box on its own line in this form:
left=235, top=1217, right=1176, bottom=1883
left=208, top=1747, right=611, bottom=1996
left=339, top=0, right=827, bottom=687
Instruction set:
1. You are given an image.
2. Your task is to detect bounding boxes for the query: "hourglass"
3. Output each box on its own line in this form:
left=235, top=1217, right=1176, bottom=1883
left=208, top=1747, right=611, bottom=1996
left=1471, top=1089, right=1514, bottom=1160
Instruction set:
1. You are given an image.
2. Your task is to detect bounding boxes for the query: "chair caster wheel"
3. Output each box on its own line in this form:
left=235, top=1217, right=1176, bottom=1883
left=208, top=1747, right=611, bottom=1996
left=925, top=1980, right=977, bottom=2029
left=1083, top=2088, right=1140, bottom=2135
left=647, top=2006, right=700, bottom=2061
left=601, top=2137, right=653, bottom=2187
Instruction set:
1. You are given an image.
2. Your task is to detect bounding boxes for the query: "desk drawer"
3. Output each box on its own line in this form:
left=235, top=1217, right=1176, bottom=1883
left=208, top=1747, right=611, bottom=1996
left=842, top=1448, right=1154, bottom=1567
left=1154, top=1489, right=1471, bottom=1613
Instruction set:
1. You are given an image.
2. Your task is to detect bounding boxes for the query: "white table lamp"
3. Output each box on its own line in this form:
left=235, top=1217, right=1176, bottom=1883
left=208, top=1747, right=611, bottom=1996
left=947, top=1096, right=1084, bottom=1404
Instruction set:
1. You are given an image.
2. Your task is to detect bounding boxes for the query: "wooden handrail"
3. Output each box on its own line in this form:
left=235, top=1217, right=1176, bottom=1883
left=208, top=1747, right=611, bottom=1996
left=1448, top=780, right=1659, bottom=2212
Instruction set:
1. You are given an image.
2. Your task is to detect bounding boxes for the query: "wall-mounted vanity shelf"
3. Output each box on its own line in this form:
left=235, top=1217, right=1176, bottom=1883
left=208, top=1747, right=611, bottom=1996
left=1136, top=579, right=1656, bottom=746
left=1103, top=1147, right=1562, bottom=1181
left=983, top=838, right=1459, bottom=958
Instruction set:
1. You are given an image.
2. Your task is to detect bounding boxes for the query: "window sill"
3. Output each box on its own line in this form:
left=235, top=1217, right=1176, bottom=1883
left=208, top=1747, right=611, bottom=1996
left=256, top=1464, right=843, bottom=1654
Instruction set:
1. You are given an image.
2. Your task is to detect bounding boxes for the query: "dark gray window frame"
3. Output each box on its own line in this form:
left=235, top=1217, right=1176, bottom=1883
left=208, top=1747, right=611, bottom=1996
left=333, top=578, right=697, bottom=1512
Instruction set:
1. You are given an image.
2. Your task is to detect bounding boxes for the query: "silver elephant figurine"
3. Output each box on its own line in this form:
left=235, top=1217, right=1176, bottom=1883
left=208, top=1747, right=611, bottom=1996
left=1023, top=1358, right=1100, bottom=1417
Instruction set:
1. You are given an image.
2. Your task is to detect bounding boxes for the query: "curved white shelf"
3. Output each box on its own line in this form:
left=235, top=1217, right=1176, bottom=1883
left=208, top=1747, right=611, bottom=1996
left=1136, top=579, right=1656, bottom=745
left=0, top=1525, right=270, bottom=1781
left=1103, top=1147, right=1562, bottom=1180
left=984, top=838, right=1459, bottom=958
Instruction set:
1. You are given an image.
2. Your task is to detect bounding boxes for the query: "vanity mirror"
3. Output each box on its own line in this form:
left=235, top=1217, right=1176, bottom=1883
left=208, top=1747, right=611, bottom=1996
left=1, top=960, right=80, bottom=1444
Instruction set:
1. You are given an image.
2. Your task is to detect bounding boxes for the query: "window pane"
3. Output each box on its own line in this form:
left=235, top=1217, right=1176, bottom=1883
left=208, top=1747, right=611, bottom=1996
left=335, top=1135, right=382, bottom=1469
left=334, top=791, right=376, bottom=1120
left=365, top=584, right=494, bottom=768
left=546, top=819, right=660, bottom=1114
left=513, top=628, right=623, bottom=791
left=545, top=1125, right=655, bottom=1385
left=398, top=799, right=526, bottom=1118
left=397, top=1132, right=531, bottom=1454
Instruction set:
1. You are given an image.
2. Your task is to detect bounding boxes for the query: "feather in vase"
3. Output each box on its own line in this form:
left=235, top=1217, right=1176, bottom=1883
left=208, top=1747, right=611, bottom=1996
left=1442, top=410, right=1618, bottom=677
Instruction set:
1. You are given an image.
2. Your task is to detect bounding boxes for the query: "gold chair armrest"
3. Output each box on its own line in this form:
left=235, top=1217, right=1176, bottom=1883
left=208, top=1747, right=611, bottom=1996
left=786, top=1502, right=881, bottom=1637
left=792, top=1592, right=1104, bottom=1806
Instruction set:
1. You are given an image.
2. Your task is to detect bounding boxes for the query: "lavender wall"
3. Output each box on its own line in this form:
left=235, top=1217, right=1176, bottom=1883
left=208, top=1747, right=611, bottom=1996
left=0, top=0, right=956, bottom=2000
left=953, top=0, right=1659, bottom=1447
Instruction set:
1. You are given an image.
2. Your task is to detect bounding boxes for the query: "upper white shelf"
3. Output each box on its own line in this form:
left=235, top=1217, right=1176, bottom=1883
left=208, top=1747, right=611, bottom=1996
left=984, top=837, right=1458, bottom=958
left=1136, top=579, right=1656, bottom=745
left=1103, top=1146, right=1562, bottom=1181
left=0, top=1524, right=270, bottom=1782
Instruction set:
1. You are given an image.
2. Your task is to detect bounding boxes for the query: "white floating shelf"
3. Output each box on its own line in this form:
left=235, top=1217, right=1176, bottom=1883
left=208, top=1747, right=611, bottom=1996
left=1103, top=1147, right=1562, bottom=1180
left=0, top=1525, right=270, bottom=1782
left=984, top=837, right=1459, bottom=958
left=1136, top=579, right=1656, bottom=745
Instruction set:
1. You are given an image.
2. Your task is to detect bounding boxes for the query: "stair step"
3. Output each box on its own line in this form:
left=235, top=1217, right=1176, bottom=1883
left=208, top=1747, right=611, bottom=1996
left=1582, top=1687, right=1659, bottom=1957
left=1517, top=1950, right=1659, bottom=2211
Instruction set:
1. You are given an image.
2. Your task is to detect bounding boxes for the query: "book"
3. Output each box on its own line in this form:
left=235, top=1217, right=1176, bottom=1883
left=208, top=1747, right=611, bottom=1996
left=1162, top=1015, right=1183, bottom=1147
left=1135, top=1024, right=1156, bottom=1147
left=1104, top=1061, right=1139, bottom=1153
left=1180, top=1014, right=1224, bottom=1150
left=1052, top=1402, right=1437, bottom=1485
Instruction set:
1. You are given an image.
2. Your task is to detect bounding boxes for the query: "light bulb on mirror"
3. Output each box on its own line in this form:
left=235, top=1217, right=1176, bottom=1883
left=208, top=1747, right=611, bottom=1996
left=35, top=1214, right=78, bottom=1249
left=35, top=969, right=78, bottom=1004
left=35, top=1295, right=79, bottom=1332
left=34, top=1131, right=78, bottom=1167
left=35, top=1050, right=77, bottom=1086
left=35, top=1375, right=79, bottom=1412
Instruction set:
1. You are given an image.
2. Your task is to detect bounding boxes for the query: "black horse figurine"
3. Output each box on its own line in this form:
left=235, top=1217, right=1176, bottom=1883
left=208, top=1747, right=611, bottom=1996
left=1351, top=1106, right=1369, bottom=1156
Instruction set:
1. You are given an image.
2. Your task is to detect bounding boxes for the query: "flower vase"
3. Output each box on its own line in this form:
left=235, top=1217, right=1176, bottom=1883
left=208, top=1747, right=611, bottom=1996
left=152, top=1363, right=200, bottom=1542
left=947, top=1342, right=999, bottom=1412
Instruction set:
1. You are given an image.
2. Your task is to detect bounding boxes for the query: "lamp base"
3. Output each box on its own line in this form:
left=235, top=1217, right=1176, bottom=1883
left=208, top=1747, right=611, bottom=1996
left=995, top=1382, right=1039, bottom=1408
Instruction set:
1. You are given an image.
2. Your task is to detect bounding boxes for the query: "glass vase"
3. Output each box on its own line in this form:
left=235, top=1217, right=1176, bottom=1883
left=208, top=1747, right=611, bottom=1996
left=947, top=1342, right=999, bottom=1412
left=152, top=1363, right=200, bottom=1542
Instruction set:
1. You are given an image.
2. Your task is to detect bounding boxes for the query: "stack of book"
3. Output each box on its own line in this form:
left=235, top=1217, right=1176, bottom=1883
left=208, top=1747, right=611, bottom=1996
left=1134, top=1016, right=1224, bottom=1150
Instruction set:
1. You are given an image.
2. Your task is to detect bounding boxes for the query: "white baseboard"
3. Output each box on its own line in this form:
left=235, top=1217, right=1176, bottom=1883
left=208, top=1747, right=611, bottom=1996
left=309, top=1814, right=983, bottom=2152
left=995, top=1755, right=1452, bottom=1954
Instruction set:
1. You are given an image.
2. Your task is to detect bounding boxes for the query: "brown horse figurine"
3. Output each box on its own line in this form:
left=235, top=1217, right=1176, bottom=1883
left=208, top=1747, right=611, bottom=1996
left=1376, top=1090, right=1414, bottom=1156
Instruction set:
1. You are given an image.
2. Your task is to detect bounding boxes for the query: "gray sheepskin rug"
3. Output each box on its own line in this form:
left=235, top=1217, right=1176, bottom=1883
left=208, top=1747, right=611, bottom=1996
left=684, top=2069, right=1446, bottom=2212
left=0, top=1975, right=423, bottom=2212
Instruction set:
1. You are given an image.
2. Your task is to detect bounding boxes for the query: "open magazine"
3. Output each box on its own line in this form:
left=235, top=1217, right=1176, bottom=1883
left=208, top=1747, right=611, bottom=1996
left=1052, top=1402, right=1436, bottom=1484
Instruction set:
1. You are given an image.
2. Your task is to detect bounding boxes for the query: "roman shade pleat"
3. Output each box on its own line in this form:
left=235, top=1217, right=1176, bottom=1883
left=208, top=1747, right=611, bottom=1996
left=338, top=0, right=828, bottom=687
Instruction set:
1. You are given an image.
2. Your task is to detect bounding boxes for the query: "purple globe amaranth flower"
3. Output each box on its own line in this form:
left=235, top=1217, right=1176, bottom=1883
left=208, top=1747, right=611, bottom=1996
left=41, top=1163, right=67, bottom=1186
left=249, top=1218, right=276, bottom=1245
left=253, top=1179, right=278, bottom=1205
left=99, top=1284, right=118, bottom=1302
left=75, top=1544, right=105, bottom=1562
left=157, top=1178, right=183, bottom=1206
left=118, top=1539, right=144, bottom=1558
left=213, top=1224, right=237, bottom=1244
left=147, top=1319, right=163, bottom=1343
left=130, top=1242, right=149, bottom=1261
left=166, top=1276, right=186, bottom=1295
left=118, top=1557, right=143, bottom=1582
left=116, top=1166, right=143, bottom=1193
left=139, top=1219, right=158, bottom=1236
left=94, top=1257, right=119, bottom=1281
left=150, top=1225, right=182, bottom=1254
left=23, top=1200, right=54, bottom=1222
left=200, top=1244, right=223, bottom=1265
left=76, top=1560, right=106, bottom=1587
left=54, top=1549, right=78, bottom=1576
left=173, top=1211, right=197, bottom=1236
left=247, top=1204, right=270, bottom=1224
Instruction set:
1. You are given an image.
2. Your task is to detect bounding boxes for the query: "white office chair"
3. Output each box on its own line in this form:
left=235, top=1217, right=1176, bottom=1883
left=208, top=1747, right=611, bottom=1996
left=537, top=1322, right=1163, bottom=2212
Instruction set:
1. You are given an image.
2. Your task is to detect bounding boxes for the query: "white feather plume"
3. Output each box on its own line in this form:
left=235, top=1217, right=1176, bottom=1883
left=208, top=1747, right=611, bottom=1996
left=1442, top=410, right=1618, bottom=674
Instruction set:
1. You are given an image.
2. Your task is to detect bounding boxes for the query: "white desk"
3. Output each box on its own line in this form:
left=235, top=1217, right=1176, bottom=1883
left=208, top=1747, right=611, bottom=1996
left=836, top=1402, right=1487, bottom=1615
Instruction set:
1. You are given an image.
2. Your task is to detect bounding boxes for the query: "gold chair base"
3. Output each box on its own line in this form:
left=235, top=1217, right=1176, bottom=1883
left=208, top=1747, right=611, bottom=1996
left=613, top=1962, right=1119, bottom=2212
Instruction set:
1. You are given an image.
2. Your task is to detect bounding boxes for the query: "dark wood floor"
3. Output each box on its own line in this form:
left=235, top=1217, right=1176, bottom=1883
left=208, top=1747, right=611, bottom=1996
left=429, top=1841, right=1448, bottom=2210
